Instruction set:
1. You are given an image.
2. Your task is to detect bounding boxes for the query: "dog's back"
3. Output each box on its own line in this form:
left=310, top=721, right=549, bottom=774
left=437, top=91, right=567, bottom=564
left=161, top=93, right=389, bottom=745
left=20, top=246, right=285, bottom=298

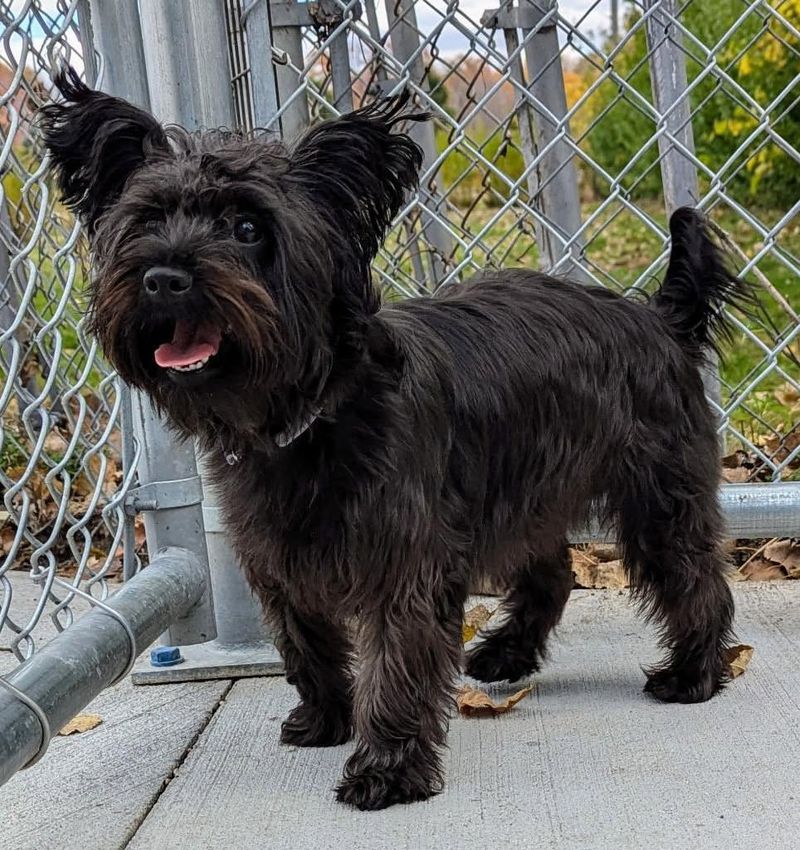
left=379, top=208, right=748, bottom=557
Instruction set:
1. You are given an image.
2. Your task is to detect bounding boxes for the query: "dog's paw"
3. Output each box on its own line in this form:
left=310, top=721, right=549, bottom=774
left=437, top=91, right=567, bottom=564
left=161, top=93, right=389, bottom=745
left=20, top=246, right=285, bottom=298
left=335, top=745, right=443, bottom=810
left=335, top=766, right=438, bottom=811
left=280, top=700, right=352, bottom=747
left=644, top=665, right=727, bottom=704
left=465, top=641, right=537, bottom=684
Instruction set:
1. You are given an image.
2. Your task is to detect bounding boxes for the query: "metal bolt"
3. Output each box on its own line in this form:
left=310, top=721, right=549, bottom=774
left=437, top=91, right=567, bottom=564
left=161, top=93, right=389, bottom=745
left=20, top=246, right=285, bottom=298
left=150, top=646, right=184, bottom=667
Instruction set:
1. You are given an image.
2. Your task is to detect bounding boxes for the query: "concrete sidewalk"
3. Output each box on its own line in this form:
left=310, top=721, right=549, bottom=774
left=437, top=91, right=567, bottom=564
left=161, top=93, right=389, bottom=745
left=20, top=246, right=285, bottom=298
left=3, top=583, right=800, bottom=849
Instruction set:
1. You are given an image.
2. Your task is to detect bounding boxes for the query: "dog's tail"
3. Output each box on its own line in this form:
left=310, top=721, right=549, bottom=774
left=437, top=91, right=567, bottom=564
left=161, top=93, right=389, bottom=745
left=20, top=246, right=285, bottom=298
left=651, top=207, right=752, bottom=360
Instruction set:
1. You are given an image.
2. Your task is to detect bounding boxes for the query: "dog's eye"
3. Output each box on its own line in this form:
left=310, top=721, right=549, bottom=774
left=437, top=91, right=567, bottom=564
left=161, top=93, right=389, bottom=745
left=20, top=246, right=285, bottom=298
left=233, top=218, right=261, bottom=244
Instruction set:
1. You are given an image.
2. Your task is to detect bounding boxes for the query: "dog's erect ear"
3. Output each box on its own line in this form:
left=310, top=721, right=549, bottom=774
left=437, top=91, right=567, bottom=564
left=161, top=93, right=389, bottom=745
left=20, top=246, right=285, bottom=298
left=289, top=93, right=427, bottom=262
left=39, top=66, right=169, bottom=234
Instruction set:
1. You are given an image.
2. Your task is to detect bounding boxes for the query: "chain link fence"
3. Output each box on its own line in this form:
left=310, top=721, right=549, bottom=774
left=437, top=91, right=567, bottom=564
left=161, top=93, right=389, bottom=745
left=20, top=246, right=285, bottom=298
left=0, top=0, right=140, bottom=668
left=0, top=0, right=798, bottom=775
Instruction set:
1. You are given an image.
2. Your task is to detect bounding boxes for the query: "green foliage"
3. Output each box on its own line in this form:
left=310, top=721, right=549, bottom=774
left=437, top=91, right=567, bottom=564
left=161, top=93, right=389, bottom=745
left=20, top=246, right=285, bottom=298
left=436, top=126, right=527, bottom=208
left=426, top=68, right=451, bottom=115
left=584, top=0, right=800, bottom=208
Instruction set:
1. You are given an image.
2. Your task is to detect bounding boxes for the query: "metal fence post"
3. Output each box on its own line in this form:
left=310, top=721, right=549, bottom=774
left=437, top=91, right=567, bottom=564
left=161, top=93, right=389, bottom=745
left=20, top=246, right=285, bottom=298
left=485, top=1, right=585, bottom=279
left=85, top=0, right=151, bottom=585
left=132, top=0, right=279, bottom=680
left=138, top=0, right=236, bottom=128
left=238, top=0, right=280, bottom=128
left=384, top=0, right=453, bottom=284
left=644, top=0, right=720, bottom=408
left=86, top=0, right=217, bottom=646
left=268, top=0, right=312, bottom=140
left=327, top=7, right=354, bottom=114
left=128, top=398, right=216, bottom=645
left=520, top=0, right=584, bottom=278
left=643, top=0, right=699, bottom=213
left=86, top=0, right=148, bottom=105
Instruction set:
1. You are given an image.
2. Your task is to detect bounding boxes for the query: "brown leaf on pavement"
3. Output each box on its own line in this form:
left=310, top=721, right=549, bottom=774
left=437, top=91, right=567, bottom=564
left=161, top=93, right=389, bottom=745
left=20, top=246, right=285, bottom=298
left=571, top=548, right=628, bottom=589
left=724, top=645, right=754, bottom=679
left=456, top=685, right=532, bottom=717
left=738, top=557, right=788, bottom=581
left=59, top=713, right=103, bottom=735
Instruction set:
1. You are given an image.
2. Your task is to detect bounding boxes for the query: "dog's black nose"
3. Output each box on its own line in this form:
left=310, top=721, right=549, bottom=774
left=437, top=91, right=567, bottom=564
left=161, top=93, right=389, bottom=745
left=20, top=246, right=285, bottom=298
left=143, top=266, right=192, bottom=300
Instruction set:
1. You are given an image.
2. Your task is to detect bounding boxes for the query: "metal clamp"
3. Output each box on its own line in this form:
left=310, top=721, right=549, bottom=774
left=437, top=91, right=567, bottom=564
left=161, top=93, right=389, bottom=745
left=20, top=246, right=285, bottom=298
left=269, top=0, right=362, bottom=28
left=481, top=3, right=555, bottom=31
left=0, top=676, right=52, bottom=770
left=124, top=474, right=204, bottom=515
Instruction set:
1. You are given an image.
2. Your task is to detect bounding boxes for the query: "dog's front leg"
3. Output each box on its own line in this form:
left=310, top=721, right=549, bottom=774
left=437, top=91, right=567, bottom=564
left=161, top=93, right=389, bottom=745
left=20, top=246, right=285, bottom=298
left=335, top=586, right=465, bottom=810
left=255, top=581, right=354, bottom=746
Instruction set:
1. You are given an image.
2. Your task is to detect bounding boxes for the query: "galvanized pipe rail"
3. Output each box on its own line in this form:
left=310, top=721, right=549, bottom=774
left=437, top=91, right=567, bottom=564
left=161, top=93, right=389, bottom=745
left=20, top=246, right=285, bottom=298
left=0, top=547, right=207, bottom=787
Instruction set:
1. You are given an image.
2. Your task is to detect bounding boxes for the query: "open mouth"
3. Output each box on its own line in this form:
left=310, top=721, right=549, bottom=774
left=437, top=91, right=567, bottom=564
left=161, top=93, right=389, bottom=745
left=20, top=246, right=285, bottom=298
left=154, top=319, right=222, bottom=374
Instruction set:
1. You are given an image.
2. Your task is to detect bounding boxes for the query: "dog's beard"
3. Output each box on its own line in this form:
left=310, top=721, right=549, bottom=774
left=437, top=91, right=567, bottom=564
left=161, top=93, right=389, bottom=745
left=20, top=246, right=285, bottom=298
left=90, top=256, right=281, bottom=393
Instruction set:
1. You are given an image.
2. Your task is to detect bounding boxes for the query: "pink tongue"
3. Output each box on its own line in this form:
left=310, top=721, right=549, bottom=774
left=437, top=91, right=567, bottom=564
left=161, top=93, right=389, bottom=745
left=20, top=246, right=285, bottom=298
left=154, top=320, right=222, bottom=368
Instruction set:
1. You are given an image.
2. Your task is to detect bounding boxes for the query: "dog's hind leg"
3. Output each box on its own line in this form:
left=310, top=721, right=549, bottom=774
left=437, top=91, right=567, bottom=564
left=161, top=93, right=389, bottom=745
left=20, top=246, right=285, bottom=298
left=465, top=541, right=572, bottom=683
left=256, top=582, right=354, bottom=746
left=335, top=577, right=467, bottom=810
left=618, top=471, right=734, bottom=704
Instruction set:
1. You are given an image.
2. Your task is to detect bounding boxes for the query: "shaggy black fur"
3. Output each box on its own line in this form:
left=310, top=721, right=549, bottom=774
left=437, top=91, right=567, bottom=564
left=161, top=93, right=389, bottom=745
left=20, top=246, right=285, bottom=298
left=42, top=68, right=747, bottom=810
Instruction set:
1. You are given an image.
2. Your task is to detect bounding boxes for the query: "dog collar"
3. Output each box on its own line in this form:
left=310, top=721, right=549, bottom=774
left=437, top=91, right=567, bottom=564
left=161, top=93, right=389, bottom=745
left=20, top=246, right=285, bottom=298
left=274, top=406, right=323, bottom=448
left=222, top=405, right=323, bottom=465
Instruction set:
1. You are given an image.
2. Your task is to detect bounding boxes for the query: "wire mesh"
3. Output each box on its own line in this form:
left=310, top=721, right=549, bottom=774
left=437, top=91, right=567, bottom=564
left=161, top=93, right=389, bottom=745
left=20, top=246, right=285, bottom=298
left=0, top=0, right=136, bottom=666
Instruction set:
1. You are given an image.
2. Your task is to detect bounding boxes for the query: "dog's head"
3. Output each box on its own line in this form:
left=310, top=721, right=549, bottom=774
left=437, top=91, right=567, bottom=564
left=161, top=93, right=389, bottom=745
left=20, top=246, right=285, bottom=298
left=41, top=67, right=423, bottom=440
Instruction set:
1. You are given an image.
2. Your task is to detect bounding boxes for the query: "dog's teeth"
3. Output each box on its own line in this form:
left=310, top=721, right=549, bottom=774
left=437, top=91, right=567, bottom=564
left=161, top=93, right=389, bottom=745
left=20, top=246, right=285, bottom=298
left=172, top=355, right=210, bottom=373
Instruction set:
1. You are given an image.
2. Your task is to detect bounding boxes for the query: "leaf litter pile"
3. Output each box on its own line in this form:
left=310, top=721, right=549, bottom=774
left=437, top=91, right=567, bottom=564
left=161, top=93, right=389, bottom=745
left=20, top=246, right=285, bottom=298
left=570, top=538, right=800, bottom=588
left=0, top=398, right=148, bottom=577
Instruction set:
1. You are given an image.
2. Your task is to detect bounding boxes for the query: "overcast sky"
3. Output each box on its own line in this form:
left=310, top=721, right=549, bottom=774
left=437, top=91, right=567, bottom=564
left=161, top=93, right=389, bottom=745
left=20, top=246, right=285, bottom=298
left=414, top=0, right=613, bottom=55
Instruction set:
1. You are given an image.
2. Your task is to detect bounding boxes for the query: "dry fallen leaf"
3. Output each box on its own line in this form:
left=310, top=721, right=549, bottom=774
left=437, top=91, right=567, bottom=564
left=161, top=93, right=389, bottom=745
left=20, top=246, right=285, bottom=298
left=456, top=685, right=532, bottom=718
left=774, top=382, right=800, bottom=410
left=724, top=645, right=754, bottom=679
left=763, top=539, right=800, bottom=578
left=43, top=431, right=68, bottom=454
left=761, top=431, right=800, bottom=470
left=738, top=558, right=787, bottom=581
left=722, top=467, right=751, bottom=483
left=571, top=549, right=628, bottom=589
left=722, top=449, right=753, bottom=469
left=1, top=524, right=15, bottom=556
left=586, top=542, right=620, bottom=562
left=59, top=713, right=103, bottom=735
left=462, top=603, right=494, bottom=643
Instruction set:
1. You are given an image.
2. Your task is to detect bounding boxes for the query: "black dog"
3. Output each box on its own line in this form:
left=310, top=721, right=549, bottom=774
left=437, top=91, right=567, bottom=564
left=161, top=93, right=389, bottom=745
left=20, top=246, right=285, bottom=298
left=42, top=68, right=747, bottom=810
